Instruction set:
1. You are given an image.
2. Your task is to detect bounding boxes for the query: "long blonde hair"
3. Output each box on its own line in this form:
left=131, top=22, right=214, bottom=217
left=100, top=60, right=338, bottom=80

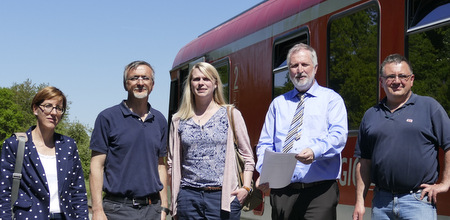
left=174, top=62, right=228, bottom=120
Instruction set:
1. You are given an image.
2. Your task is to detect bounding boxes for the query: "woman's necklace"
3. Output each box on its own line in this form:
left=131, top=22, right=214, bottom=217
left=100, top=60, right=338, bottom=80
left=195, top=102, right=218, bottom=126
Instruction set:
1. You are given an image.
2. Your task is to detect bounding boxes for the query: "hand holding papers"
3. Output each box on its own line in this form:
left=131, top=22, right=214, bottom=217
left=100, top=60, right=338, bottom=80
left=259, top=150, right=297, bottom=189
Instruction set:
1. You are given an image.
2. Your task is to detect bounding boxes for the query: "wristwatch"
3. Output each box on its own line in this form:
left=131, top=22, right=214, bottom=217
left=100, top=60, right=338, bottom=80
left=242, top=186, right=252, bottom=194
left=161, top=207, right=170, bottom=215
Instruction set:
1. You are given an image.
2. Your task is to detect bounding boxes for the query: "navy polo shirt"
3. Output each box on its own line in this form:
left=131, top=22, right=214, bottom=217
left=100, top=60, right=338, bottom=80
left=355, top=93, right=450, bottom=191
left=90, top=101, right=168, bottom=197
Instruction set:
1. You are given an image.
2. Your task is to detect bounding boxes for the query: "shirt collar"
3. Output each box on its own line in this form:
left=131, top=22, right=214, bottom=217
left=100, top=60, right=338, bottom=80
left=120, top=100, right=152, bottom=118
left=380, top=92, right=416, bottom=109
left=290, top=80, right=319, bottom=99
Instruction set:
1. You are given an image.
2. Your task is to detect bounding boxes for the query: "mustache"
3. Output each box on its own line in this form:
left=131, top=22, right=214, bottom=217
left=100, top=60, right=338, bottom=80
left=133, top=87, right=148, bottom=91
left=295, top=73, right=305, bottom=78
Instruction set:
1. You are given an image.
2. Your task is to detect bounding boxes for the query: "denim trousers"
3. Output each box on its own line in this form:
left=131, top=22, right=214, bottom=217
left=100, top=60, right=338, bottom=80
left=372, top=187, right=436, bottom=220
left=176, top=187, right=242, bottom=220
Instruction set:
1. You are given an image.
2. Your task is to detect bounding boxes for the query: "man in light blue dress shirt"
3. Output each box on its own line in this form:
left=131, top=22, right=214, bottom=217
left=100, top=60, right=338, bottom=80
left=256, top=43, right=348, bottom=220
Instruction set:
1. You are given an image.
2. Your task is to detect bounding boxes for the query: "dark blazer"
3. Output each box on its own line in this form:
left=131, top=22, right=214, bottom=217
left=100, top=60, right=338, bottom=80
left=0, top=126, right=89, bottom=219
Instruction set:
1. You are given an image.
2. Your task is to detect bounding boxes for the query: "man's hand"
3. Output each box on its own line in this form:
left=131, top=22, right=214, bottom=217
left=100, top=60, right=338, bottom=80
left=295, top=148, right=314, bottom=164
left=161, top=208, right=167, bottom=220
left=352, top=202, right=366, bottom=220
left=419, top=183, right=450, bottom=204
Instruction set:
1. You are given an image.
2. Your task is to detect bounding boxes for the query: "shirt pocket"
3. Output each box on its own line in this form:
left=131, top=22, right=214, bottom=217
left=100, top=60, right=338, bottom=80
left=13, top=193, right=33, bottom=209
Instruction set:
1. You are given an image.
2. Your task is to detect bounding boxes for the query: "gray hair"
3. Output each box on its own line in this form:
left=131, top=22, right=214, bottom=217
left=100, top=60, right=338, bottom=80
left=287, top=43, right=318, bottom=67
left=123, top=60, right=155, bottom=90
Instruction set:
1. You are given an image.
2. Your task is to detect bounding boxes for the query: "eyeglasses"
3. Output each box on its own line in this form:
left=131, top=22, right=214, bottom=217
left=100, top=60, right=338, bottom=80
left=127, top=76, right=152, bottom=82
left=39, top=104, right=65, bottom=114
left=382, top=74, right=412, bottom=83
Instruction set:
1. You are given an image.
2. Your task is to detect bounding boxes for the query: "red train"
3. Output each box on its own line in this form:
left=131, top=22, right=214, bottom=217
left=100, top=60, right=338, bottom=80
left=169, top=0, right=450, bottom=218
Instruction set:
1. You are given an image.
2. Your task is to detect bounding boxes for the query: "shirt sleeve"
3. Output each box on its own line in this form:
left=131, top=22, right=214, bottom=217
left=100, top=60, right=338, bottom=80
left=255, top=101, right=277, bottom=173
left=309, top=92, right=348, bottom=161
left=67, top=140, right=90, bottom=218
left=89, top=113, right=110, bottom=154
left=430, top=99, right=450, bottom=151
left=158, top=116, right=168, bottom=157
left=0, top=137, right=16, bottom=219
left=233, top=108, right=255, bottom=172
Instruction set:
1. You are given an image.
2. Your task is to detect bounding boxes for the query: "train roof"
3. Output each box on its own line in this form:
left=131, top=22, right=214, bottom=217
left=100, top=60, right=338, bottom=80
left=171, top=0, right=324, bottom=69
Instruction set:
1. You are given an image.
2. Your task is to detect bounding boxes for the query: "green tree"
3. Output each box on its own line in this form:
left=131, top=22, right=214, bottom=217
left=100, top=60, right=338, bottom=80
left=9, top=79, right=49, bottom=132
left=1, top=80, right=92, bottom=181
left=0, top=88, right=24, bottom=141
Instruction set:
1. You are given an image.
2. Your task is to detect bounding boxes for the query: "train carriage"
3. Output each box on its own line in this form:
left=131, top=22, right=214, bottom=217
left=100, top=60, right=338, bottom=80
left=169, top=0, right=450, bottom=219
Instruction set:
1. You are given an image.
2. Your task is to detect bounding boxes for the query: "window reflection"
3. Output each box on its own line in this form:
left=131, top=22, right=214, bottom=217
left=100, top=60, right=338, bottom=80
left=328, top=4, right=379, bottom=131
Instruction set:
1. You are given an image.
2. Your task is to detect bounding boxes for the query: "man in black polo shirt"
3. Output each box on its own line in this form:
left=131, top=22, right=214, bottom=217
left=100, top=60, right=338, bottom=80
left=353, top=54, right=450, bottom=220
left=89, top=61, right=169, bottom=220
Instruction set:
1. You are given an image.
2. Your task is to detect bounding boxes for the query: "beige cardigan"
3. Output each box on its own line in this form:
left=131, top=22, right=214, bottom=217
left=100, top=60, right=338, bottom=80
left=167, top=107, right=255, bottom=216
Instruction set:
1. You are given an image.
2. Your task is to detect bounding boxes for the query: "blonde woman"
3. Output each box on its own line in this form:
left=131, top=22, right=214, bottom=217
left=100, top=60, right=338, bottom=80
left=168, top=62, right=254, bottom=219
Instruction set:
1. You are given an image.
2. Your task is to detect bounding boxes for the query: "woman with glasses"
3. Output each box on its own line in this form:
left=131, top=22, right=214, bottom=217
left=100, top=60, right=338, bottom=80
left=0, top=86, right=89, bottom=220
left=168, top=62, right=255, bottom=219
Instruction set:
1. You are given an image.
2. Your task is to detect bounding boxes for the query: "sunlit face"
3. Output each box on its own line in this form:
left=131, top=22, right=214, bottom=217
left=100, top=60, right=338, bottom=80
left=33, top=98, right=63, bottom=129
left=380, top=61, right=414, bottom=101
left=288, top=49, right=317, bottom=92
left=125, top=65, right=154, bottom=99
left=190, top=68, right=217, bottom=100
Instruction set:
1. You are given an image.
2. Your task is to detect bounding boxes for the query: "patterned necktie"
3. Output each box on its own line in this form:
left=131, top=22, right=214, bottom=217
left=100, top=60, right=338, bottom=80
left=282, top=93, right=305, bottom=153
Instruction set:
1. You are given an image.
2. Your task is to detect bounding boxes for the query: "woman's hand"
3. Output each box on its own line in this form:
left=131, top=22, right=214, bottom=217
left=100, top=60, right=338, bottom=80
left=231, top=187, right=249, bottom=204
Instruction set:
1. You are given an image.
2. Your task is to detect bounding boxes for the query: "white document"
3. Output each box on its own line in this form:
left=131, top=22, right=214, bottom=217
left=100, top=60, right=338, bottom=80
left=260, top=150, right=298, bottom=189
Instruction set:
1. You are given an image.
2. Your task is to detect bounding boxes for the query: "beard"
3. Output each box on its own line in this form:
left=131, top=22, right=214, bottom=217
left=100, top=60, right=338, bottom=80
left=290, top=72, right=315, bottom=92
left=133, top=87, right=148, bottom=99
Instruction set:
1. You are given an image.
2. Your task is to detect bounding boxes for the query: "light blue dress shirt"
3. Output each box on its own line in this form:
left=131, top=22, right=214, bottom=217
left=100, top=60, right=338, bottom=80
left=256, top=81, right=348, bottom=183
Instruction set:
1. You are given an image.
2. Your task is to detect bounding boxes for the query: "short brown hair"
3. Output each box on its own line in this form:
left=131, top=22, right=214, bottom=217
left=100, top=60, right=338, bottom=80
left=31, top=86, right=67, bottom=116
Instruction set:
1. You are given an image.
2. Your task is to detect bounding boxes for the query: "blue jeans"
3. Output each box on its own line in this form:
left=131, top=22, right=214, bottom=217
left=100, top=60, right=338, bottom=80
left=177, top=187, right=241, bottom=220
left=372, top=187, right=436, bottom=220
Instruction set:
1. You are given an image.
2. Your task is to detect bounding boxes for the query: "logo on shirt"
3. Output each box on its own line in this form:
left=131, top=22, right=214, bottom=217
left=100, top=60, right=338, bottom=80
left=406, top=119, right=413, bottom=123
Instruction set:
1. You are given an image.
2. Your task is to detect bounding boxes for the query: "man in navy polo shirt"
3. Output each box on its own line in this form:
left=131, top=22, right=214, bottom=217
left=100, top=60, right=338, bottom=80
left=353, top=54, right=450, bottom=220
left=89, top=61, right=169, bottom=220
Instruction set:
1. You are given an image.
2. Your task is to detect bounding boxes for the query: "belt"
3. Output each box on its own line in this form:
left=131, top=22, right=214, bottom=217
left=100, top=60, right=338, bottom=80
left=183, top=186, right=222, bottom=191
left=50, top=213, right=64, bottom=220
left=378, top=187, right=422, bottom=195
left=105, top=193, right=160, bottom=206
left=289, top=180, right=336, bottom=189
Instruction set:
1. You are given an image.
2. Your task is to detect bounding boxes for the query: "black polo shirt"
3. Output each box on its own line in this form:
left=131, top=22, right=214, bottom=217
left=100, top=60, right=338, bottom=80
left=90, top=101, right=168, bottom=197
left=355, top=93, right=450, bottom=191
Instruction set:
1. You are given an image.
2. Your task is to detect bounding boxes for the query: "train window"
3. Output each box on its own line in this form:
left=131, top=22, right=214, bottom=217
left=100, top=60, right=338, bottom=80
left=272, top=28, right=309, bottom=98
left=407, top=1, right=450, bottom=115
left=212, top=58, right=230, bottom=103
left=179, top=67, right=189, bottom=101
left=328, top=3, right=380, bottom=132
left=168, top=67, right=189, bottom=121
left=168, top=79, right=179, bottom=124
left=407, top=0, right=450, bottom=33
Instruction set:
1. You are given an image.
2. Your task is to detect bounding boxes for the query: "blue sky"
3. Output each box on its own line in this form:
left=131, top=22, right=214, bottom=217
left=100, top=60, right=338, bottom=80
left=0, top=0, right=261, bottom=128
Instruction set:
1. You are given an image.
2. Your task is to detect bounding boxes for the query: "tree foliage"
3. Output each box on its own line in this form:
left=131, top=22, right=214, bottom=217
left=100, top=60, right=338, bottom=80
left=0, top=88, right=23, bottom=141
left=408, top=26, right=450, bottom=115
left=328, top=5, right=379, bottom=131
left=7, top=79, right=49, bottom=133
left=1, top=80, right=91, bottom=180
